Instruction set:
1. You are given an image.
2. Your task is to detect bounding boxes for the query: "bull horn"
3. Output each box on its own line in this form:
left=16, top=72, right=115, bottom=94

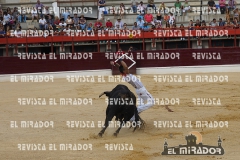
left=99, top=92, right=105, bottom=98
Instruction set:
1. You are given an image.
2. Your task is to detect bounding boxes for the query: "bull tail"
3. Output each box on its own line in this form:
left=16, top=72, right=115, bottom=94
left=99, top=91, right=111, bottom=98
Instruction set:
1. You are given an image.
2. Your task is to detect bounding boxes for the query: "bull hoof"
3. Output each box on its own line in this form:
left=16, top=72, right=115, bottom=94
left=113, top=132, right=118, bottom=137
left=98, top=132, right=103, bottom=137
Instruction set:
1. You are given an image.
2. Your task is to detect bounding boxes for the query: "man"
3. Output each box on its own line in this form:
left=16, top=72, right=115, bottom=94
left=132, top=22, right=140, bottom=30
left=142, top=22, right=150, bottom=31
left=208, top=0, right=217, bottom=14
left=36, top=0, right=44, bottom=19
left=98, top=0, right=106, bottom=19
left=116, top=48, right=124, bottom=56
left=228, top=0, right=236, bottom=10
left=169, top=12, right=175, bottom=25
left=219, top=18, right=225, bottom=26
left=188, top=20, right=194, bottom=30
left=115, top=24, right=121, bottom=30
left=59, top=18, right=67, bottom=31
left=136, top=12, right=144, bottom=22
left=39, top=16, right=46, bottom=30
left=43, top=6, right=50, bottom=19
left=45, top=21, right=53, bottom=31
left=106, top=18, right=113, bottom=28
left=46, top=15, right=55, bottom=30
left=128, top=46, right=136, bottom=52
left=137, top=17, right=145, bottom=28
left=147, top=0, right=157, bottom=13
left=182, top=0, right=191, bottom=16
left=12, top=7, right=18, bottom=22
left=219, top=0, right=226, bottom=14
left=31, top=7, right=38, bottom=22
left=138, top=1, right=146, bottom=14
left=63, top=25, right=71, bottom=36
left=115, top=17, right=123, bottom=29
left=73, top=13, right=79, bottom=30
left=131, top=0, right=138, bottom=13
left=0, top=27, right=5, bottom=37
left=79, top=15, right=87, bottom=30
left=195, top=19, right=201, bottom=29
left=18, top=7, right=27, bottom=23
left=94, top=19, right=102, bottom=30
left=174, top=0, right=182, bottom=16
left=209, top=18, right=218, bottom=29
left=110, top=59, right=154, bottom=121
left=61, top=9, right=70, bottom=21
left=144, top=11, right=155, bottom=25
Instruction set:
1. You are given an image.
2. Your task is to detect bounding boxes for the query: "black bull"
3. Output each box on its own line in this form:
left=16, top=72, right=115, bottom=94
left=98, top=84, right=144, bottom=137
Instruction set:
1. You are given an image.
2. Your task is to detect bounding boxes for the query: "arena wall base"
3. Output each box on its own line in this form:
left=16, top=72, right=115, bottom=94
left=0, top=65, right=239, bottom=82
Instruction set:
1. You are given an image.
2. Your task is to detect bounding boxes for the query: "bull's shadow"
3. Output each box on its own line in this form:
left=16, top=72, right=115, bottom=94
left=98, top=84, right=145, bottom=137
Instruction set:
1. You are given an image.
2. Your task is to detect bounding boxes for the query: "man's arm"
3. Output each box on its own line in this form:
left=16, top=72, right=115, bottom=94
left=119, top=60, right=129, bottom=74
left=110, top=60, right=130, bottom=74
left=110, top=61, right=120, bottom=67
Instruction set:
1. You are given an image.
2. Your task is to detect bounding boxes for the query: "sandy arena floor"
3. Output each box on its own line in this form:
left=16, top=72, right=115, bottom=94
left=0, top=73, right=240, bottom=160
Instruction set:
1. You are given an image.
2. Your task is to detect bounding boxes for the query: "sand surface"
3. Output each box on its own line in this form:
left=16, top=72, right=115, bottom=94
left=0, top=73, right=240, bottom=160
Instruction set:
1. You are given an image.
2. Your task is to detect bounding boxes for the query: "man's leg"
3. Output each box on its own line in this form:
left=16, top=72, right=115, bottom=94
left=133, top=5, right=137, bottom=13
left=136, top=87, right=154, bottom=113
left=18, top=15, right=22, bottom=23
left=152, top=4, right=157, bottom=12
left=24, top=15, right=27, bottom=22
left=130, top=87, right=154, bottom=121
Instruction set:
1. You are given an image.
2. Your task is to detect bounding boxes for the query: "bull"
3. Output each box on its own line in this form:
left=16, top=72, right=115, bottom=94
left=98, top=84, right=144, bottom=137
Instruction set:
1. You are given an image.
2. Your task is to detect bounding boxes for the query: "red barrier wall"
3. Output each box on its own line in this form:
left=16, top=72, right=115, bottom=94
left=0, top=48, right=239, bottom=74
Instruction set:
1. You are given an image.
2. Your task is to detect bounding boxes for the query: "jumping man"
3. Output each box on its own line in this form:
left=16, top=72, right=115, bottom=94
left=110, top=59, right=154, bottom=121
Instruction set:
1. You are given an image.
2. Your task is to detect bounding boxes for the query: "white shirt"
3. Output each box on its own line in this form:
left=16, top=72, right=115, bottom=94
left=59, top=22, right=67, bottom=27
left=138, top=4, right=146, bottom=11
left=115, top=21, right=123, bottom=29
left=169, top=15, right=175, bottom=21
left=123, top=74, right=144, bottom=89
left=39, top=19, right=46, bottom=25
left=43, top=9, right=50, bottom=15
left=4, top=14, right=11, bottom=22
left=63, top=28, right=71, bottom=31
left=31, top=10, right=37, bottom=15
left=63, top=28, right=71, bottom=35
left=131, top=0, right=137, bottom=5
left=14, top=30, right=22, bottom=37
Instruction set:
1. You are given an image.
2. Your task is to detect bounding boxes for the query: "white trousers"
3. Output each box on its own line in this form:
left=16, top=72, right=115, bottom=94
left=98, top=7, right=105, bottom=20
left=130, top=86, right=154, bottom=121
